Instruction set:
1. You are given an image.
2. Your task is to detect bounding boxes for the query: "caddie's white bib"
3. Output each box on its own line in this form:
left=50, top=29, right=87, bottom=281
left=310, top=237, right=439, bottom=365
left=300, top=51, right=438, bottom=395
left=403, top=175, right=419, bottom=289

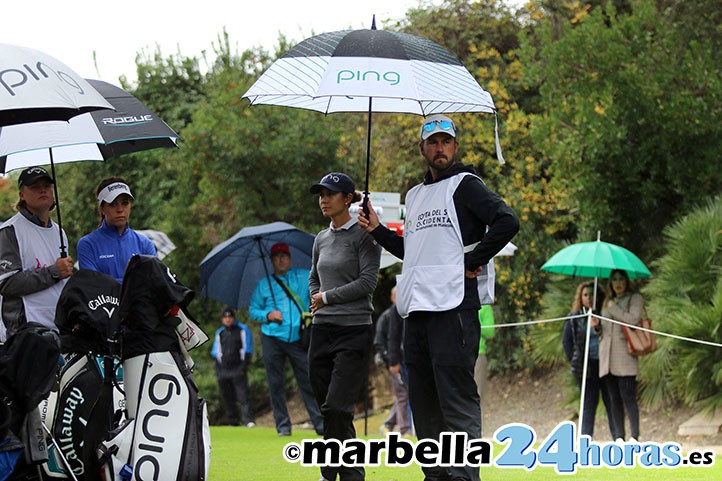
left=4, top=213, right=67, bottom=329
left=396, top=173, right=467, bottom=317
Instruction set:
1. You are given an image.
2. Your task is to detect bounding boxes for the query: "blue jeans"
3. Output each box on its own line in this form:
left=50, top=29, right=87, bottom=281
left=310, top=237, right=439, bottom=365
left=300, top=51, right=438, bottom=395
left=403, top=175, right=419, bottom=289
left=575, top=358, right=616, bottom=439
left=261, top=334, right=323, bottom=434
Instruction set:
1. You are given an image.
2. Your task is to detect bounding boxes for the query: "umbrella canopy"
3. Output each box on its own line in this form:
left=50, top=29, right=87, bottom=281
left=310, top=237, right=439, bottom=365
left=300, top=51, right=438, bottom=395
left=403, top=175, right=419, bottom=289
left=243, top=28, right=496, bottom=115
left=541, top=240, right=651, bottom=279
left=0, top=79, right=179, bottom=171
left=199, top=222, right=315, bottom=309
left=0, top=79, right=179, bottom=256
left=242, top=20, right=503, bottom=196
left=136, top=229, right=177, bottom=260
left=0, top=44, right=113, bottom=127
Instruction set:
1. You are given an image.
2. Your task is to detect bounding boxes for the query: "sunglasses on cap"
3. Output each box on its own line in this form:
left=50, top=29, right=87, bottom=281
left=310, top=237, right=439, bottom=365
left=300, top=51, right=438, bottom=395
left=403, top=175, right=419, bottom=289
left=422, top=119, right=455, bottom=132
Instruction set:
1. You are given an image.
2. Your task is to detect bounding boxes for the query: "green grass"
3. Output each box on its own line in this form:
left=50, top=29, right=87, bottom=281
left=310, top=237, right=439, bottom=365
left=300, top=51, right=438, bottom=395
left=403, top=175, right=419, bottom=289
left=208, top=425, right=720, bottom=481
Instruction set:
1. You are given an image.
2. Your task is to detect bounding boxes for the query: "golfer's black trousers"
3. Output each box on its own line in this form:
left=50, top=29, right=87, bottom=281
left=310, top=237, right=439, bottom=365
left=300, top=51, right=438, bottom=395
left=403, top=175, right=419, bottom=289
left=309, top=323, right=372, bottom=481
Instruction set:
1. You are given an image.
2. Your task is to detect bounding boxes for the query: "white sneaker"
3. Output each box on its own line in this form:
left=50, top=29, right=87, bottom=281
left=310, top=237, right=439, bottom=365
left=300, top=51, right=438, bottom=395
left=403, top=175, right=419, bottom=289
left=629, top=437, right=638, bottom=443
left=615, top=438, right=624, bottom=443
left=245, top=422, right=256, bottom=428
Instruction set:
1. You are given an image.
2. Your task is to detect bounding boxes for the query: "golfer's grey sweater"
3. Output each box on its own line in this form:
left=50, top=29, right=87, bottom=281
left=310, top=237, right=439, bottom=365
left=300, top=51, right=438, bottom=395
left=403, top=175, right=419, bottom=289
left=309, top=221, right=381, bottom=326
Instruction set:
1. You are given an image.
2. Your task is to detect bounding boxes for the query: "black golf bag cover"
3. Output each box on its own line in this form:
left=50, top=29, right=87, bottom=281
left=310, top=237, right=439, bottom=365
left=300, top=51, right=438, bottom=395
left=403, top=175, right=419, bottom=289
left=40, top=270, right=122, bottom=480
left=98, top=256, right=210, bottom=481
left=0, top=323, right=61, bottom=478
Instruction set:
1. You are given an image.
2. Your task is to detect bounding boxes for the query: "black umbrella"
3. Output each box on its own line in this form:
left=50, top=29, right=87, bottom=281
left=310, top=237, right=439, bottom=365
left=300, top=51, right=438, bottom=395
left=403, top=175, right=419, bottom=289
left=0, top=43, right=113, bottom=126
left=0, top=79, right=179, bottom=256
left=243, top=17, right=503, bottom=202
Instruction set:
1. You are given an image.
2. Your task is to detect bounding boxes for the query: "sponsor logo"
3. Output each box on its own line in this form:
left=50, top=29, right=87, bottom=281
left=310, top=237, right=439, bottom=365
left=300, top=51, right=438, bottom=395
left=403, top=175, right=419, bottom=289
left=134, top=373, right=183, bottom=480
left=87, top=293, right=119, bottom=318
left=166, top=267, right=177, bottom=283
left=337, top=70, right=400, bottom=86
left=56, top=387, right=86, bottom=475
left=107, top=183, right=129, bottom=192
left=101, top=114, right=153, bottom=126
left=0, top=61, right=86, bottom=97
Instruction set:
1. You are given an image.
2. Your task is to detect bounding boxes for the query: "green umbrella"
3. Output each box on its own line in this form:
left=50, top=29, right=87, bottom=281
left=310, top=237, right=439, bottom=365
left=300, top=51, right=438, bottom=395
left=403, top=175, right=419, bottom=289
left=541, top=240, right=651, bottom=279
left=542, top=238, right=650, bottom=438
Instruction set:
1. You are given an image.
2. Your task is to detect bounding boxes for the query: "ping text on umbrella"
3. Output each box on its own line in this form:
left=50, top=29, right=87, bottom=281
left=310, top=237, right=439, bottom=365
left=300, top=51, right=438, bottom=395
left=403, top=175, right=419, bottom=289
left=1, top=62, right=85, bottom=97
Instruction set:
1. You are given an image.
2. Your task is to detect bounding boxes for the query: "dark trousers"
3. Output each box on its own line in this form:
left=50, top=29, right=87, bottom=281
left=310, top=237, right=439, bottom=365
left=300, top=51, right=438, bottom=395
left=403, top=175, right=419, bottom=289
left=218, top=366, right=254, bottom=425
left=600, top=374, right=639, bottom=439
left=309, top=324, right=372, bottom=481
left=575, top=358, right=616, bottom=439
left=261, top=334, right=323, bottom=434
left=404, top=310, right=481, bottom=481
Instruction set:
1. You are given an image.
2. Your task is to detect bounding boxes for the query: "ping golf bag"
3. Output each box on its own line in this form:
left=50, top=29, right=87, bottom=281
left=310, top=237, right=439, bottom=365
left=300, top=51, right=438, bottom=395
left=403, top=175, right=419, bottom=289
left=0, top=322, right=61, bottom=481
left=98, top=255, right=210, bottom=481
left=40, top=270, right=123, bottom=481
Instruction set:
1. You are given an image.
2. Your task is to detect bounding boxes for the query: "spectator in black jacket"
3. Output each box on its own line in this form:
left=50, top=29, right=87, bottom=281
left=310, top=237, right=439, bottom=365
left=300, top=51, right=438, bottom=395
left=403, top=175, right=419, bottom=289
left=211, top=307, right=255, bottom=427
left=562, top=281, right=615, bottom=439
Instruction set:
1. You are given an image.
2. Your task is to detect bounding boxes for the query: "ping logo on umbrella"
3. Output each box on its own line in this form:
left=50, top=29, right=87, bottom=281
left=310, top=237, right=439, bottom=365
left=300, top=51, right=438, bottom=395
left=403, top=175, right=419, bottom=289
left=0, top=62, right=85, bottom=97
left=101, top=114, right=153, bottom=126
left=337, top=70, right=400, bottom=86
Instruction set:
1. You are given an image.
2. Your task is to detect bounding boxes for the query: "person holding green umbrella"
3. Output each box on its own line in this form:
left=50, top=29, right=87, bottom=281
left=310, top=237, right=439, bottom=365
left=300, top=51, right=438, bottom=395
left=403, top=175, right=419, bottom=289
left=599, top=269, right=645, bottom=442
left=542, top=236, right=651, bottom=440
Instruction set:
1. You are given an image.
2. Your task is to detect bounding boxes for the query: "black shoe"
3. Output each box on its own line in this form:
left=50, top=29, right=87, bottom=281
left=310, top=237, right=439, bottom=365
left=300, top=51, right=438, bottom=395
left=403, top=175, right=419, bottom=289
left=278, top=430, right=292, bottom=436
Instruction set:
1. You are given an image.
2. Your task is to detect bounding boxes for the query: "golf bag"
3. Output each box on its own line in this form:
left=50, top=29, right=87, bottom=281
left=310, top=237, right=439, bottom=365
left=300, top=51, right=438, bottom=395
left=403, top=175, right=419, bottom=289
left=98, top=255, right=210, bottom=481
left=0, top=323, right=61, bottom=481
left=40, top=270, right=123, bottom=481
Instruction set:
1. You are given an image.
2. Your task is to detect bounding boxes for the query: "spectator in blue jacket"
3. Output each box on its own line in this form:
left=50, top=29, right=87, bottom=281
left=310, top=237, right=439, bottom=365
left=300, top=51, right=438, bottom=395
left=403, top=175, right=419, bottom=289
left=77, top=177, right=155, bottom=283
left=211, top=307, right=255, bottom=427
left=249, top=242, right=323, bottom=436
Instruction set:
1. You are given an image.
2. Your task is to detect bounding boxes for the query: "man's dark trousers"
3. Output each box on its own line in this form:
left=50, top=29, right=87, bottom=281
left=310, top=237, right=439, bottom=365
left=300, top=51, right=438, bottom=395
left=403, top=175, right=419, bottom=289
left=404, top=309, right=481, bottom=481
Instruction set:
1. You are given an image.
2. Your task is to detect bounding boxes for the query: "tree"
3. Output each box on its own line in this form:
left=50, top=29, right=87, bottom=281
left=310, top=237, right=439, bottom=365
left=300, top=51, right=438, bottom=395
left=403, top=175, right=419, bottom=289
left=521, top=0, right=722, bottom=259
left=640, top=195, right=722, bottom=410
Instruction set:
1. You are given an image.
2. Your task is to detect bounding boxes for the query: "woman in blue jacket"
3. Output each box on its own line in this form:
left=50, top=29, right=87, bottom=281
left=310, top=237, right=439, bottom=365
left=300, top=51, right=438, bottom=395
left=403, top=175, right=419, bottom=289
left=77, top=177, right=156, bottom=283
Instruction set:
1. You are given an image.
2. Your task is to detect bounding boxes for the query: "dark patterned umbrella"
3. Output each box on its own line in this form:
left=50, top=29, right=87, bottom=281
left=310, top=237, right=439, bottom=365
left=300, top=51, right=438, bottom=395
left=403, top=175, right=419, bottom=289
left=242, top=18, right=503, bottom=197
left=0, top=79, right=179, bottom=256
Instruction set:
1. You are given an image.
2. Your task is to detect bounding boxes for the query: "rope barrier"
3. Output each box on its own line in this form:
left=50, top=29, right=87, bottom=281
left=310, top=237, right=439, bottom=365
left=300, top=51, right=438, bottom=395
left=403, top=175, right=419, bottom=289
left=485, top=312, right=722, bottom=349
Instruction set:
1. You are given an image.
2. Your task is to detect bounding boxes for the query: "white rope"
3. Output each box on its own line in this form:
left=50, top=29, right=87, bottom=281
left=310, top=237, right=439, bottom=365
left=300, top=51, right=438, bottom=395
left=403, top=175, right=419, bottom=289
left=592, top=313, right=722, bottom=349
left=486, top=311, right=722, bottom=349
left=489, top=313, right=585, bottom=329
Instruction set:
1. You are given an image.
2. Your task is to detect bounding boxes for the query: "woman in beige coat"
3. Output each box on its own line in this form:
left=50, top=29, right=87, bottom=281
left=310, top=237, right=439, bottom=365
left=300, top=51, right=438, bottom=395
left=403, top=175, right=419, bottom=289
left=598, top=269, right=644, bottom=441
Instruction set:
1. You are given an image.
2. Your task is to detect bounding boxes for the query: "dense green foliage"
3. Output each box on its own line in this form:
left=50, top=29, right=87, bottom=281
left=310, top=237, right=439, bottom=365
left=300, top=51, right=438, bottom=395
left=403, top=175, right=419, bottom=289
left=640, top=195, right=722, bottom=410
left=8, top=0, right=718, bottom=416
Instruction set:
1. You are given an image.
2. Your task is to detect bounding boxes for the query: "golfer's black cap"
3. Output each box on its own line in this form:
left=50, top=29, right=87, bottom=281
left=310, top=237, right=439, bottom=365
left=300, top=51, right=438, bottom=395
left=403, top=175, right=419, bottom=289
left=221, top=307, right=235, bottom=318
left=18, top=166, right=54, bottom=189
left=309, top=172, right=355, bottom=194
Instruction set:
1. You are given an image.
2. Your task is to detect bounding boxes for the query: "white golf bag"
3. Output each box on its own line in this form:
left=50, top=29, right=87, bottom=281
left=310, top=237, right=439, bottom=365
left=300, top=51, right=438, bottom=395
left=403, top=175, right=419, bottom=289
left=97, top=255, right=210, bottom=481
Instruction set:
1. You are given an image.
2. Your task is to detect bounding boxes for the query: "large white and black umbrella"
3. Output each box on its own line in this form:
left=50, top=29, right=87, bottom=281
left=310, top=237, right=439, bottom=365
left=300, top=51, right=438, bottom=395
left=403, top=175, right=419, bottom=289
left=0, top=44, right=113, bottom=127
left=242, top=19, right=503, bottom=197
left=0, top=79, right=179, bottom=256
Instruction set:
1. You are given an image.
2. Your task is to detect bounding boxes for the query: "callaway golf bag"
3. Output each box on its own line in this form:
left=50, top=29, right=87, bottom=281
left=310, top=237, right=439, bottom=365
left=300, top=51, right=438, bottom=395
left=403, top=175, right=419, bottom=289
left=0, top=322, right=61, bottom=481
left=39, top=270, right=123, bottom=481
left=98, top=255, right=210, bottom=481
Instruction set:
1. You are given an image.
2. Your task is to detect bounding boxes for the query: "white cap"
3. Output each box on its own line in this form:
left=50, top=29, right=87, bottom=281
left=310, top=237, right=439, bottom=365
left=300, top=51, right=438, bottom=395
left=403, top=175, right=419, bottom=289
left=97, top=182, right=134, bottom=205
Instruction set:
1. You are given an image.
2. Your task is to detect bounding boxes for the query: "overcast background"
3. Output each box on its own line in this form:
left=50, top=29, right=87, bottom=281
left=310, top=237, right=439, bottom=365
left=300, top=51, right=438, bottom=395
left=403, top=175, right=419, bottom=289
left=3, top=0, right=445, bottom=85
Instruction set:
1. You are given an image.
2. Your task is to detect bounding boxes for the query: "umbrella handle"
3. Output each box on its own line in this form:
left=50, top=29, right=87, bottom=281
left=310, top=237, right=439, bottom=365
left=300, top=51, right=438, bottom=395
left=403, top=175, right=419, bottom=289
left=49, top=154, right=67, bottom=258
left=362, top=192, right=370, bottom=218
